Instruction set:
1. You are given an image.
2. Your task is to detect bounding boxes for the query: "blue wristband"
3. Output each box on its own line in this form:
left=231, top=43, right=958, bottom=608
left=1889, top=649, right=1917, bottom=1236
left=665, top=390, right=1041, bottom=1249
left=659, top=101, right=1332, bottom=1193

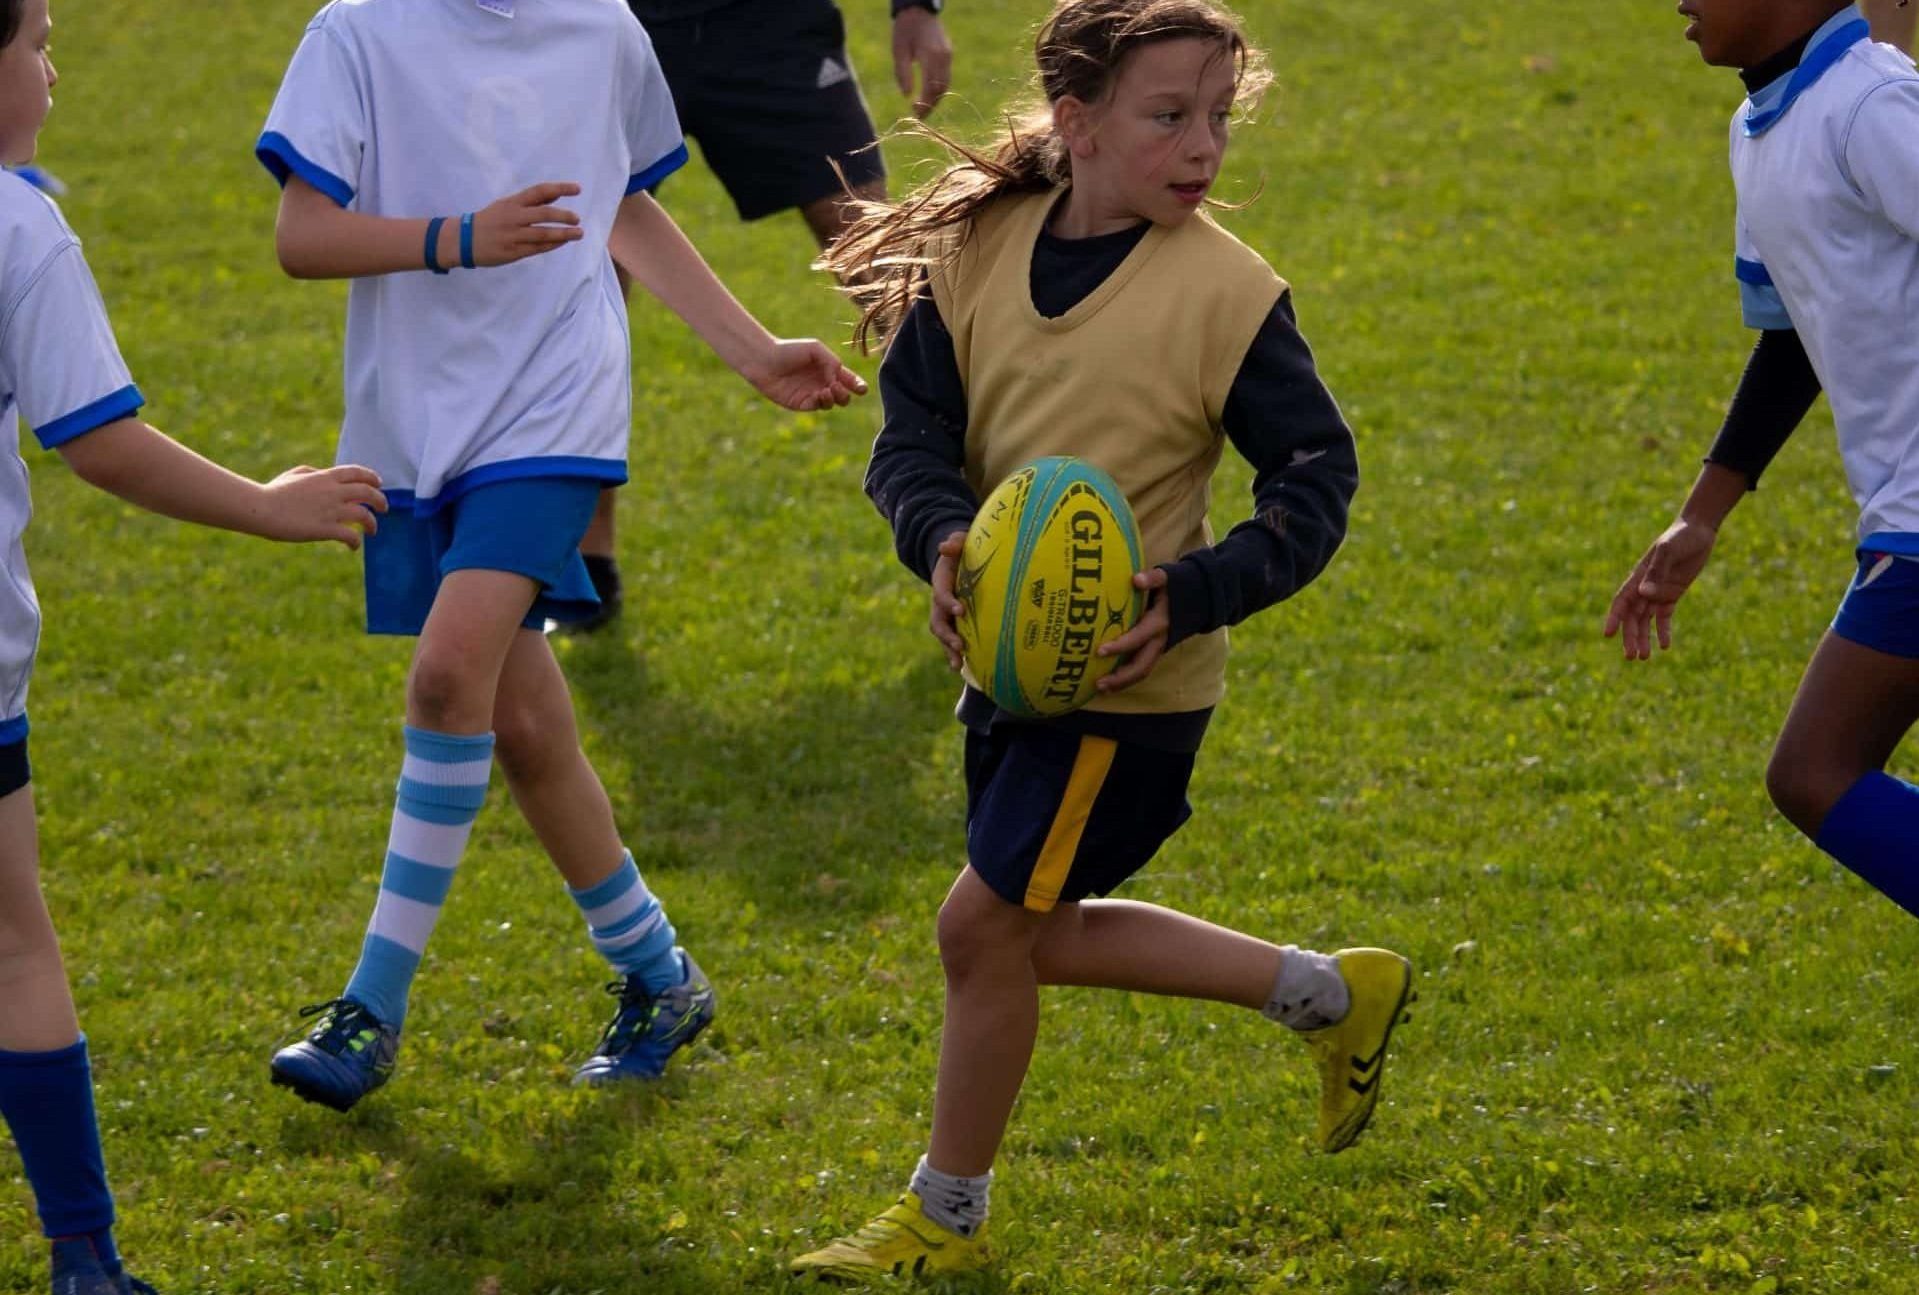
left=459, top=212, right=476, bottom=269
left=424, top=216, right=449, bottom=274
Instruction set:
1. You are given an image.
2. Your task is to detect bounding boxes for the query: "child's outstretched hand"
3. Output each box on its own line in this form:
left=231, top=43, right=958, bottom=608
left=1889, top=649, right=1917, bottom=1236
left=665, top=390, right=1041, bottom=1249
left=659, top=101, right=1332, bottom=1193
left=470, top=183, right=585, bottom=266
left=1096, top=567, right=1172, bottom=695
left=261, top=465, right=388, bottom=550
left=929, top=530, right=968, bottom=670
left=741, top=339, right=868, bottom=412
left=1604, top=517, right=1718, bottom=660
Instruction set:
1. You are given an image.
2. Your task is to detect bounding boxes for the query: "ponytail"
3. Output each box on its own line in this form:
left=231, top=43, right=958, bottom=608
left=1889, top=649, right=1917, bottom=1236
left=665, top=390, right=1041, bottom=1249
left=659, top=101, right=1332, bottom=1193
left=819, top=111, right=1068, bottom=353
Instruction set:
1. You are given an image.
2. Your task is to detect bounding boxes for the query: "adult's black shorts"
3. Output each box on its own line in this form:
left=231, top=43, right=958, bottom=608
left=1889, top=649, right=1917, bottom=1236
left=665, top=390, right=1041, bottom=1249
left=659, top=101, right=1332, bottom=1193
left=636, top=0, right=887, bottom=221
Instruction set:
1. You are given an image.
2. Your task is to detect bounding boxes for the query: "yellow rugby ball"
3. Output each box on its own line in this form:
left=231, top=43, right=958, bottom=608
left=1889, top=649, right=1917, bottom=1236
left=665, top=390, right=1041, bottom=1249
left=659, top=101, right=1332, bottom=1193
left=954, top=457, right=1144, bottom=717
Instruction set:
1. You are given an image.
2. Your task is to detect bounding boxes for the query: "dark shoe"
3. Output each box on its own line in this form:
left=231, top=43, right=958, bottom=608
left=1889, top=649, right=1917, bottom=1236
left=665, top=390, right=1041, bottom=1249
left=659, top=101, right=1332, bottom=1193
left=269, top=998, right=400, bottom=1112
left=572, top=950, right=716, bottom=1085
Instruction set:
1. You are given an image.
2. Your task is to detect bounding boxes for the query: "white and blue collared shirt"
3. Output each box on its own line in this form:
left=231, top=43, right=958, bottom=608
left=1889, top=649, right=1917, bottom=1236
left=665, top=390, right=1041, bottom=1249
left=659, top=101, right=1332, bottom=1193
left=1731, top=6, right=1919, bottom=551
left=257, top=0, right=689, bottom=515
left=0, top=172, right=145, bottom=735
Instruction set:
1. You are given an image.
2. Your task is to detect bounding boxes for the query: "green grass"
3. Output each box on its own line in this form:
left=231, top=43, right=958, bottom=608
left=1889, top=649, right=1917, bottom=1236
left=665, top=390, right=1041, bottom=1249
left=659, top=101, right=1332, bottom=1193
left=3, top=1, right=1916, bottom=1291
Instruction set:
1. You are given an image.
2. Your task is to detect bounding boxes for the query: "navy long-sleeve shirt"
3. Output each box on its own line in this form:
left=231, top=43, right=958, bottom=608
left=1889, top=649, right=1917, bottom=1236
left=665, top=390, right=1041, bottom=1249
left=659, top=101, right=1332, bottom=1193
left=866, top=217, right=1358, bottom=749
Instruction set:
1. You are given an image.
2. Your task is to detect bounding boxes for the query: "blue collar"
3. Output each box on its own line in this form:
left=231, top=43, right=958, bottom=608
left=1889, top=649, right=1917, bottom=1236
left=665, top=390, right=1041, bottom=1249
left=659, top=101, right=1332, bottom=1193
left=1744, top=7, right=1870, bottom=136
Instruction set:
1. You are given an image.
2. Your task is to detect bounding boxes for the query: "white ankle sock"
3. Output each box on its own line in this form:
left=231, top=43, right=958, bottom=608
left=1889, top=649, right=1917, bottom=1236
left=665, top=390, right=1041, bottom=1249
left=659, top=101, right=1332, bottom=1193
left=909, top=1155, right=991, bottom=1238
left=1262, top=946, right=1348, bottom=1030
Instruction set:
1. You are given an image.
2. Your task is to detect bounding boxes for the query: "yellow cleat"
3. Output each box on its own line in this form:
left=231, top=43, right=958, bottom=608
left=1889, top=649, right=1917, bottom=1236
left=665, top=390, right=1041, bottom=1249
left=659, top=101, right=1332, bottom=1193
left=790, top=1192, right=990, bottom=1283
left=1299, top=948, right=1415, bottom=1153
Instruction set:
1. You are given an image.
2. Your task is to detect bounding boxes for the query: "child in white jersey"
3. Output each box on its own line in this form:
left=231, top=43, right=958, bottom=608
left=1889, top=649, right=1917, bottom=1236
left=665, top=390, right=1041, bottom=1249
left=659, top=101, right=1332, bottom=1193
left=257, top=0, right=864, bottom=1112
left=0, top=2, right=387, bottom=1290
left=793, top=0, right=1410, bottom=1278
left=1609, top=3, right=1919, bottom=918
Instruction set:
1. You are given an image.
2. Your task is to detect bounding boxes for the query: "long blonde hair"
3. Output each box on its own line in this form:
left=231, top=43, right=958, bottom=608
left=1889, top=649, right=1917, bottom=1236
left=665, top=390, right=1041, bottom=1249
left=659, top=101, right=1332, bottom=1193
left=820, top=0, right=1270, bottom=353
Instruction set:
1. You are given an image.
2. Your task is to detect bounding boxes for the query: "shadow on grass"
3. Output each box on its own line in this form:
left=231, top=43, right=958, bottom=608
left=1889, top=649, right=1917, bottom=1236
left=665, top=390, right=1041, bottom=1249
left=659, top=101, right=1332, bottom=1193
left=558, top=626, right=962, bottom=939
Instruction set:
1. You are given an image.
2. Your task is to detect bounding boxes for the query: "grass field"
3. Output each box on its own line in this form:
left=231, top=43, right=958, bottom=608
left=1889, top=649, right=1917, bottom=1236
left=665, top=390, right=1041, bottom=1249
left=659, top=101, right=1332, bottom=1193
left=3, top=1, right=1917, bottom=1291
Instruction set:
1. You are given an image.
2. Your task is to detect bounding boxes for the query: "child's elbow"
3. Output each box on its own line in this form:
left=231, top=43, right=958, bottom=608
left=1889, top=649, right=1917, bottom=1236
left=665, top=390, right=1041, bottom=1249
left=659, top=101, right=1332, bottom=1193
left=275, top=228, right=321, bottom=279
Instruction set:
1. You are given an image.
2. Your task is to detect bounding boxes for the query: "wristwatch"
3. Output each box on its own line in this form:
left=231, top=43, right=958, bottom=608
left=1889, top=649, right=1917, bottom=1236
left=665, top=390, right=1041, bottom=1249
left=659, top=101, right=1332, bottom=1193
left=891, top=0, right=942, bottom=14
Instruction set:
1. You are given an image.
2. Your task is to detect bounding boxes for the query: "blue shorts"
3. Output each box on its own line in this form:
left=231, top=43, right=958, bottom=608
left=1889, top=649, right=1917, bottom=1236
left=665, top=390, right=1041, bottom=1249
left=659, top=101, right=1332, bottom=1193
left=363, top=478, right=603, bottom=636
left=1832, top=550, right=1919, bottom=660
left=964, top=724, right=1194, bottom=912
left=0, top=715, right=29, bottom=799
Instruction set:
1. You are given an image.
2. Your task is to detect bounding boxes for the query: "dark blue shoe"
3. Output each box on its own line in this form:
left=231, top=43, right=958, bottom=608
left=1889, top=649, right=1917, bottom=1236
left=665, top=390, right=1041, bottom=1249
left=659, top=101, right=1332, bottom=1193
left=49, top=1238, right=157, bottom=1294
left=572, top=949, right=716, bottom=1085
left=269, top=998, right=400, bottom=1112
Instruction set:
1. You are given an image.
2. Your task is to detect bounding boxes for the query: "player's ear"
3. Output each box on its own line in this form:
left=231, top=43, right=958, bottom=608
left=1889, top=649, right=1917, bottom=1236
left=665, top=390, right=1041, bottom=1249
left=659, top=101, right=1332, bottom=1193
left=1054, top=95, right=1097, bottom=159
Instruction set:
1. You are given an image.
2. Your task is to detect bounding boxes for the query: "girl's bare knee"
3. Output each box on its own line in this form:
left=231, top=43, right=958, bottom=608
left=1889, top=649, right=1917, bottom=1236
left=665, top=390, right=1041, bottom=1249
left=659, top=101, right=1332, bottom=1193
left=937, top=877, right=1038, bottom=983
left=408, top=649, right=486, bottom=731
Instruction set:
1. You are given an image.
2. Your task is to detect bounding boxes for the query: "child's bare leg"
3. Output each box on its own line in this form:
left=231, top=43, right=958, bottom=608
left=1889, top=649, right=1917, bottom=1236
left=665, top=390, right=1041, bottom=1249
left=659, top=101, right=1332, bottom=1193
left=0, top=786, right=125, bottom=1275
left=1030, top=899, right=1281, bottom=1008
left=1765, top=632, right=1919, bottom=914
left=926, top=867, right=1051, bottom=1177
left=492, top=627, right=624, bottom=890
left=581, top=490, right=618, bottom=561
left=407, top=569, right=540, bottom=733
left=276, top=569, right=535, bottom=1099
left=0, top=788, right=77, bottom=1052
left=492, top=625, right=701, bottom=1059
left=1766, top=632, right=1919, bottom=833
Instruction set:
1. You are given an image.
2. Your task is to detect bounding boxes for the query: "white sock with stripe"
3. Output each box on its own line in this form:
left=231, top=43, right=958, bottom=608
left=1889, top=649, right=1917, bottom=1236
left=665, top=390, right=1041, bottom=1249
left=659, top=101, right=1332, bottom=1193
left=342, top=726, right=494, bottom=1028
left=1262, top=945, right=1348, bottom=1031
left=909, top=1155, right=991, bottom=1238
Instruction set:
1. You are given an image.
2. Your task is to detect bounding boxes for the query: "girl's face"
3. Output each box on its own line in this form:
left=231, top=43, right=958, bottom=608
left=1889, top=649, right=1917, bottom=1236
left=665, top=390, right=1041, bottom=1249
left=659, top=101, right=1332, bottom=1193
left=1058, top=37, right=1239, bottom=231
left=0, top=0, right=55, bottom=167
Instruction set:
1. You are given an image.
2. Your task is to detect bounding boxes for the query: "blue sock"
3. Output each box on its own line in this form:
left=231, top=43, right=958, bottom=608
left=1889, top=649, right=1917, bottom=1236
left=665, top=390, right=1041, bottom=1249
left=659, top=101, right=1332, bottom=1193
left=343, top=726, right=494, bottom=1027
left=568, top=851, right=682, bottom=993
left=1815, top=772, right=1919, bottom=917
left=0, top=1038, right=120, bottom=1273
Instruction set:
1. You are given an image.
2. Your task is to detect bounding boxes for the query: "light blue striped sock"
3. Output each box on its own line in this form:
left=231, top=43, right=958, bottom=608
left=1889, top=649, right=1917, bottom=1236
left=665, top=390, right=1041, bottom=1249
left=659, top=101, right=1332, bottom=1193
left=343, top=726, right=494, bottom=1028
left=568, top=851, right=682, bottom=994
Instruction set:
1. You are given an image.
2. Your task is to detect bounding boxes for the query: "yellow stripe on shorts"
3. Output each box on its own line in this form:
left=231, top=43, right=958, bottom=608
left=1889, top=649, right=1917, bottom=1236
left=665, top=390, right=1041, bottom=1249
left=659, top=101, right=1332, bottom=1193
left=1023, top=735, right=1119, bottom=912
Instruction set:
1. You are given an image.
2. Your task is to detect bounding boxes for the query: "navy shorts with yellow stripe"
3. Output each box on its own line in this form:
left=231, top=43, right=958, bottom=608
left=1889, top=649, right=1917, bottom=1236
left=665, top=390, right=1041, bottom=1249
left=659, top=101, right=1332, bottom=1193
left=964, top=724, right=1194, bottom=912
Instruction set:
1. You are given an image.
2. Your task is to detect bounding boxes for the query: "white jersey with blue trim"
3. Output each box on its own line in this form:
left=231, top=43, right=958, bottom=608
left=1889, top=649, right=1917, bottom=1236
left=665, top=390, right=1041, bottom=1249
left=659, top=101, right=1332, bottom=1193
left=257, top=0, right=688, bottom=514
left=0, top=173, right=144, bottom=734
left=1730, top=6, right=1919, bottom=549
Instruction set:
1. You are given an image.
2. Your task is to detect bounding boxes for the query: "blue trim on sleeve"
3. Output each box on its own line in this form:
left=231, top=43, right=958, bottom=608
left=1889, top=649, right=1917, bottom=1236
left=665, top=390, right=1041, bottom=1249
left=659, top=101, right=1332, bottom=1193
left=0, top=713, right=28, bottom=746
left=625, top=141, right=690, bottom=196
left=398, top=456, right=630, bottom=517
left=1740, top=280, right=1794, bottom=331
left=33, top=383, right=143, bottom=449
left=255, top=131, right=355, bottom=207
left=1735, top=257, right=1774, bottom=287
left=1861, top=531, right=1919, bottom=558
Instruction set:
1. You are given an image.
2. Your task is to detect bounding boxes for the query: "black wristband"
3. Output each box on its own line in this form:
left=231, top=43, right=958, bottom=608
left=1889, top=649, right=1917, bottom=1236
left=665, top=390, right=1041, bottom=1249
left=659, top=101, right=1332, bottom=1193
left=891, top=0, right=942, bottom=14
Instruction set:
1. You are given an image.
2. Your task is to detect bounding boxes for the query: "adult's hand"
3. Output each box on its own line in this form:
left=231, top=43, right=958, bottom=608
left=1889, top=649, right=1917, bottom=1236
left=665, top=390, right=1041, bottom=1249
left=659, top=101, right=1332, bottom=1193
left=893, top=7, right=953, bottom=119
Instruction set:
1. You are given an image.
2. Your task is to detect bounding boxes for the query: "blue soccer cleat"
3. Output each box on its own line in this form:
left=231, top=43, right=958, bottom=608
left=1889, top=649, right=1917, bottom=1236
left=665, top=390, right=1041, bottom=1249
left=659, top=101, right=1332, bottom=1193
left=572, top=948, right=716, bottom=1085
left=49, top=1238, right=158, bottom=1295
left=269, top=998, right=400, bottom=1112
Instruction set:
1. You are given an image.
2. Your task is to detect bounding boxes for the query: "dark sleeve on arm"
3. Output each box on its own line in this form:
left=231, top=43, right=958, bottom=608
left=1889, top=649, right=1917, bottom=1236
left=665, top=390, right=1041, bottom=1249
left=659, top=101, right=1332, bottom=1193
left=1159, top=292, right=1359, bottom=648
left=864, top=294, right=978, bottom=582
left=1704, top=327, right=1821, bottom=489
